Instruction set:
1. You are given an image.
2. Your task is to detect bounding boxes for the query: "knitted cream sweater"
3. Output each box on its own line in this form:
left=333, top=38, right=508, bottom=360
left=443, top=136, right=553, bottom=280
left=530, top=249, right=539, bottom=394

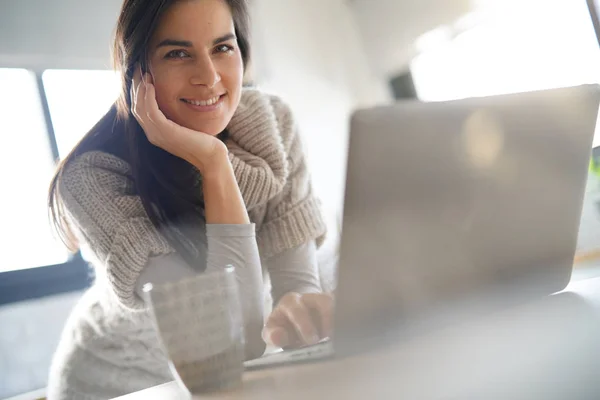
left=47, top=89, right=327, bottom=399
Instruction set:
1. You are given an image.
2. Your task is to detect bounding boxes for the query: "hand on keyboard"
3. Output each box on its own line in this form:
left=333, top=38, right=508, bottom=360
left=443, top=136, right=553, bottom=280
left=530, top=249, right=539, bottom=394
left=262, top=292, right=334, bottom=349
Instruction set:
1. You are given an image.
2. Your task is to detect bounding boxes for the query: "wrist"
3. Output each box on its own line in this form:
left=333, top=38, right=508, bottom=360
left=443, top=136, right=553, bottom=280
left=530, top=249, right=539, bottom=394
left=200, top=148, right=250, bottom=225
left=192, top=143, right=230, bottom=177
left=201, top=157, right=232, bottom=182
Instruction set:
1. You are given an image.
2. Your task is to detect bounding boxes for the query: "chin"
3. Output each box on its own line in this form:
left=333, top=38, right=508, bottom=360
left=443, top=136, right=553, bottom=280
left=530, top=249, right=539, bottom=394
left=193, top=122, right=228, bottom=136
left=179, top=118, right=229, bottom=136
left=160, top=105, right=231, bottom=136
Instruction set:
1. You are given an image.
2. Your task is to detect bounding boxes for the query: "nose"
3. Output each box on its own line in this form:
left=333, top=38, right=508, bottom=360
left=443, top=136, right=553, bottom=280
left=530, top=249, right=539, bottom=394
left=189, top=55, right=221, bottom=89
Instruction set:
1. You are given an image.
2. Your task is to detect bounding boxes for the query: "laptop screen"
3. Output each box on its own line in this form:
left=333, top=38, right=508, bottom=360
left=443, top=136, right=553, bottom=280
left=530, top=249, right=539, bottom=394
left=588, top=0, right=600, bottom=47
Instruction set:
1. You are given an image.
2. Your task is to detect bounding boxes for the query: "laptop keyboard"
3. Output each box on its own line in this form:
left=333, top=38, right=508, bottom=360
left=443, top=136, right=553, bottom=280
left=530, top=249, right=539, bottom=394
left=244, top=338, right=334, bottom=370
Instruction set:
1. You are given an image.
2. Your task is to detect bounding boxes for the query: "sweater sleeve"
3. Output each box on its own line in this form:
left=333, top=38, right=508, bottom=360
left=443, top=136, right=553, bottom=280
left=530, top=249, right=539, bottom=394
left=59, top=151, right=174, bottom=310
left=265, top=240, right=322, bottom=305
left=256, top=97, right=328, bottom=259
left=205, top=224, right=266, bottom=359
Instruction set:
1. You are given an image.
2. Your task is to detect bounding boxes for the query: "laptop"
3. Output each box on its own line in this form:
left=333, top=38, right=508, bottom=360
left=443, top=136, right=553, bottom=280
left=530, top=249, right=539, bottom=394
left=244, top=85, right=600, bottom=370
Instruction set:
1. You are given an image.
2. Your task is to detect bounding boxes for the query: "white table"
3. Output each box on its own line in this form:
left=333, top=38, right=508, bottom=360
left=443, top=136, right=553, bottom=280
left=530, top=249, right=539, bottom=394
left=115, top=276, right=600, bottom=400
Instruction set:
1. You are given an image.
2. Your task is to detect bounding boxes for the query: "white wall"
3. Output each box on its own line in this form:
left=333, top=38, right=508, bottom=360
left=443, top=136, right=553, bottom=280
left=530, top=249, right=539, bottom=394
left=349, top=0, right=473, bottom=76
left=0, top=0, right=122, bottom=70
left=251, top=0, right=391, bottom=222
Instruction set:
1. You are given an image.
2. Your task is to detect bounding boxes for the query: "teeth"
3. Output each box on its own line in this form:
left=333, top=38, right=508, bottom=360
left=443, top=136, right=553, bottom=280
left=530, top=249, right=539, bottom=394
left=186, top=96, right=220, bottom=106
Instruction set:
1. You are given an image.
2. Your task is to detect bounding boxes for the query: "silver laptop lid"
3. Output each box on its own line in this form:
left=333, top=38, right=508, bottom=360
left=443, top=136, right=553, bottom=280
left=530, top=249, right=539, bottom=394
left=334, top=85, right=600, bottom=349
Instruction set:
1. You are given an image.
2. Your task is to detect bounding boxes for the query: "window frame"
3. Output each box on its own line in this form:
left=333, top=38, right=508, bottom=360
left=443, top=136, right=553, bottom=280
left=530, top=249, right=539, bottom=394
left=0, top=70, right=91, bottom=306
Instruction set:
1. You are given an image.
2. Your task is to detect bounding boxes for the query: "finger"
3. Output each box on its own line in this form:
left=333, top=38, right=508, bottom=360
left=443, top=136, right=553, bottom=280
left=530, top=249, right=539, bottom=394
left=143, top=69, right=154, bottom=85
left=262, top=307, right=290, bottom=344
left=133, top=65, right=143, bottom=102
left=143, top=76, right=174, bottom=133
left=130, top=66, right=139, bottom=115
left=143, top=75, right=162, bottom=126
left=132, top=66, right=146, bottom=121
left=301, top=293, right=334, bottom=339
left=263, top=315, right=302, bottom=349
left=129, top=82, right=135, bottom=113
left=262, top=323, right=290, bottom=348
left=135, top=65, right=144, bottom=96
left=280, top=298, right=320, bottom=345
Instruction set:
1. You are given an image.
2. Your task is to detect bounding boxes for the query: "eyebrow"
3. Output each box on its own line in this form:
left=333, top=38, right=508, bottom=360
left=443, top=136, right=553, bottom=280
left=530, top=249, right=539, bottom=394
left=213, top=33, right=237, bottom=45
left=156, top=33, right=237, bottom=49
left=156, top=39, right=193, bottom=48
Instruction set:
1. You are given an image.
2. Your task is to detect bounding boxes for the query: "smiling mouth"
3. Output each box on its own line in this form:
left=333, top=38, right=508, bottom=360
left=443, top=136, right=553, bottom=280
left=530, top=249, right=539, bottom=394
left=181, top=94, right=224, bottom=106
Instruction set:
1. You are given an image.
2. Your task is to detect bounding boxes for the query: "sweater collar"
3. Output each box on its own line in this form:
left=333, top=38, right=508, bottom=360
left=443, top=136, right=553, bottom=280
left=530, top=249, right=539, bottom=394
left=196, top=89, right=289, bottom=210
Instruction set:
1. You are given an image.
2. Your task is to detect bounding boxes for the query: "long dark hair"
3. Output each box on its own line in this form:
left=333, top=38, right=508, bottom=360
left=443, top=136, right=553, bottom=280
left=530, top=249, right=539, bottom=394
left=48, top=0, right=251, bottom=268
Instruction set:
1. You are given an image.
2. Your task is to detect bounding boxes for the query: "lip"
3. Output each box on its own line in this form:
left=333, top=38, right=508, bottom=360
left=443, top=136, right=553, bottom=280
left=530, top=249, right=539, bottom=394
left=181, top=94, right=226, bottom=112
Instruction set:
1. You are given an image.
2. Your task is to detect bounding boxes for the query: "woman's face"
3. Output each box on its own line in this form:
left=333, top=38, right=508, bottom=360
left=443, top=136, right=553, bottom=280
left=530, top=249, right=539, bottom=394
left=148, top=0, right=243, bottom=135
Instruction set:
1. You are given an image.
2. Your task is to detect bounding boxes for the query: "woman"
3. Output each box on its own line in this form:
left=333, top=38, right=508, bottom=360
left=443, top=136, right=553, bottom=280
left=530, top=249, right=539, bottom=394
left=47, top=0, right=332, bottom=398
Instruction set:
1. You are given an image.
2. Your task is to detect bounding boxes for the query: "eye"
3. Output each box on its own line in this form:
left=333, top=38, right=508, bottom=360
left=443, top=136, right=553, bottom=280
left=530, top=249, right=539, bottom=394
left=215, top=44, right=235, bottom=54
left=165, top=50, right=190, bottom=59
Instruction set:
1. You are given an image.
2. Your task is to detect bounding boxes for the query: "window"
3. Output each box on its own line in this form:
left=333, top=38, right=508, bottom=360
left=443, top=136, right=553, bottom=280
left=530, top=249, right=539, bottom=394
left=43, top=70, right=120, bottom=158
left=411, top=1, right=600, bottom=104
left=0, top=69, right=69, bottom=272
left=0, top=68, right=118, bottom=304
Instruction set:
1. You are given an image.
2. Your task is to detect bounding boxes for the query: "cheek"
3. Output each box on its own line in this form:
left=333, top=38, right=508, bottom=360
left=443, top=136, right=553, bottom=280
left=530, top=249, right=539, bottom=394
left=224, top=56, right=244, bottom=85
left=151, top=71, right=183, bottom=115
left=153, top=81, right=174, bottom=104
left=220, top=59, right=244, bottom=101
